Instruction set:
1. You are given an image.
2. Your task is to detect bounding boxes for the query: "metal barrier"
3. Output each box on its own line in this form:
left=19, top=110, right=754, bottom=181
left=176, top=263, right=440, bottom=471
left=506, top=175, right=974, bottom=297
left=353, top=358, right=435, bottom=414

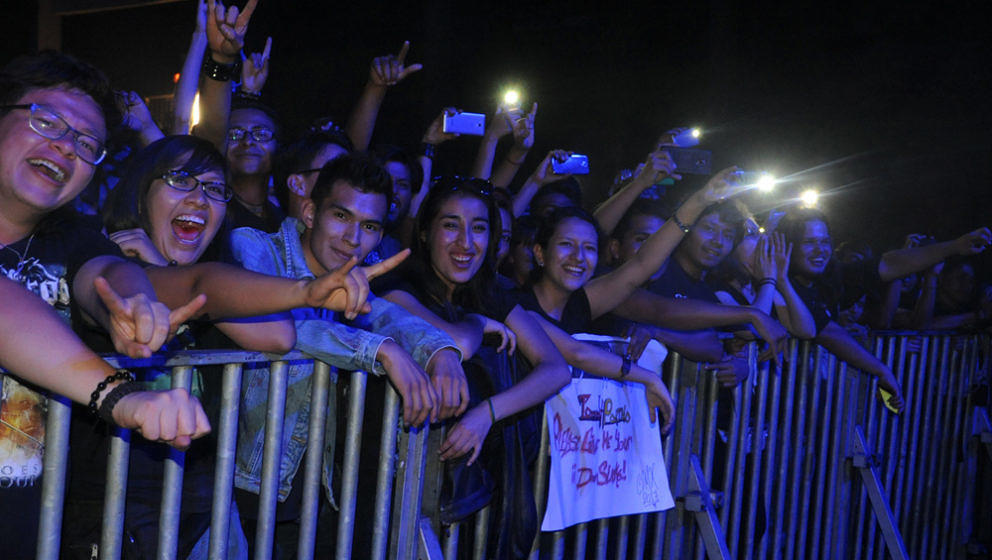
left=441, top=333, right=991, bottom=559
left=31, top=334, right=992, bottom=559
left=34, top=349, right=435, bottom=560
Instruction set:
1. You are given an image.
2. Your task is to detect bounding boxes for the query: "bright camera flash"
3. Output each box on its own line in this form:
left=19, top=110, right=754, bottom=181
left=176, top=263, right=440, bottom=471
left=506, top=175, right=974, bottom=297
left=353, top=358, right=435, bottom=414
left=691, top=128, right=701, bottom=138
left=800, top=189, right=819, bottom=207
left=758, top=227, right=766, bottom=233
left=503, top=90, right=520, bottom=106
left=756, top=173, right=776, bottom=192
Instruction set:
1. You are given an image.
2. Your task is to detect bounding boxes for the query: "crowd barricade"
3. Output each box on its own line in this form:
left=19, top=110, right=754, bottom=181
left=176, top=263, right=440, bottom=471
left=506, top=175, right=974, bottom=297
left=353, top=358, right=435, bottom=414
left=439, top=333, right=991, bottom=560
left=33, top=349, right=436, bottom=560
left=31, top=333, right=992, bottom=559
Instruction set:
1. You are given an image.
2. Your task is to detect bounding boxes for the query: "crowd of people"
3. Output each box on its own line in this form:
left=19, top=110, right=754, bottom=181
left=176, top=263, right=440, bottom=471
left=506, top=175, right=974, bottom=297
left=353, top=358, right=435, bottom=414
left=1, top=1, right=990, bottom=558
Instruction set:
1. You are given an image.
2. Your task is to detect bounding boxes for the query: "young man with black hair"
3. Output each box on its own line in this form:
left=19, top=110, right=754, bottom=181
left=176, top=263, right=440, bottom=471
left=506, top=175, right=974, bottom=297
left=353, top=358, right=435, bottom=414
left=225, top=98, right=285, bottom=231
left=228, top=151, right=469, bottom=556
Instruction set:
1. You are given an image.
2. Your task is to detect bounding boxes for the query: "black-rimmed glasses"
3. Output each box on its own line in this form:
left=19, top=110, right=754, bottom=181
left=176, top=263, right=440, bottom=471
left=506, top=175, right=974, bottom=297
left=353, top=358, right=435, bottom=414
left=160, top=170, right=233, bottom=202
left=1, top=103, right=107, bottom=164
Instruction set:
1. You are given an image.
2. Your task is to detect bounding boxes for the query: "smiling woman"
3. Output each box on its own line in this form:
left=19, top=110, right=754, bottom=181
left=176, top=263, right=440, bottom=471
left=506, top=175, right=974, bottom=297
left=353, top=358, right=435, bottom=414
left=102, top=135, right=228, bottom=265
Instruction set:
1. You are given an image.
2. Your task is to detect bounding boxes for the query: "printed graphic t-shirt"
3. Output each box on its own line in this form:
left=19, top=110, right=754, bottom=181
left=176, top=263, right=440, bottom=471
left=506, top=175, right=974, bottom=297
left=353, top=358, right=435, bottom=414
left=0, top=213, right=121, bottom=556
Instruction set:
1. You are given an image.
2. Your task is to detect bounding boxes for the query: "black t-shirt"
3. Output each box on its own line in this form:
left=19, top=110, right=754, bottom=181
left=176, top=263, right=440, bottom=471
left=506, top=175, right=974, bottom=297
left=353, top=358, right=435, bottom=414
left=513, top=286, right=593, bottom=335
left=227, top=198, right=285, bottom=234
left=791, top=257, right=882, bottom=334
left=0, top=212, right=122, bottom=558
left=645, top=260, right=722, bottom=304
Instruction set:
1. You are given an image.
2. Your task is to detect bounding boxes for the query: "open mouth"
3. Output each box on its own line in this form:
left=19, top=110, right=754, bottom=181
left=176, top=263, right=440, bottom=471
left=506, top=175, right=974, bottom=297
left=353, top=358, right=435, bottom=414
left=171, top=214, right=206, bottom=244
left=562, top=264, right=586, bottom=277
left=27, top=158, right=67, bottom=184
left=450, top=253, right=476, bottom=269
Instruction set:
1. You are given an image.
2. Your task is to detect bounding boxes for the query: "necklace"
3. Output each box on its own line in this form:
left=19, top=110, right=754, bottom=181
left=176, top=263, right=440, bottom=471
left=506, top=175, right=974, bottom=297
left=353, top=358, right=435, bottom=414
left=0, top=233, right=37, bottom=280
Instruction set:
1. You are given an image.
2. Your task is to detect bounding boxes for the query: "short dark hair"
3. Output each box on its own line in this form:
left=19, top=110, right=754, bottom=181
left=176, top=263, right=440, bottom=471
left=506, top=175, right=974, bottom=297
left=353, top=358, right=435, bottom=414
left=272, top=129, right=353, bottom=209
left=530, top=206, right=603, bottom=284
left=611, top=199, right=673, bottom=242
left=780, top=207, right=831, bottom=247
left=0, top=50, right=118, bottom=130
left=375, top=144, right=423, bottom=193
left=102, top=135, right=225, bottom=235
left=695, top=199, right=753, bottom=245
left=310, top=151, right=392, bottom=210
left=230, top=97, right=281, bottom=140
left=530, top=177, right=583, bottom=215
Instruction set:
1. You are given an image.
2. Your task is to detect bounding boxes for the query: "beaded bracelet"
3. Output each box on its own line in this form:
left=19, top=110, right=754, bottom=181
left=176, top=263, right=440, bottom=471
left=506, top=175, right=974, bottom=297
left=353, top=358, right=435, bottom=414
left=486, top=398, right=497, bottom=424
left=88, top=369, right=136, bottom=421
left=420, top=142, right=436, bottom=160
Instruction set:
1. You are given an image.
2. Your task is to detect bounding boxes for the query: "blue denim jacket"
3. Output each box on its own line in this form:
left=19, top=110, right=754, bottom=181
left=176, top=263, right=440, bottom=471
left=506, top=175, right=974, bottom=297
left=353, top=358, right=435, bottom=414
left=229, top=218, right=459, bottom=501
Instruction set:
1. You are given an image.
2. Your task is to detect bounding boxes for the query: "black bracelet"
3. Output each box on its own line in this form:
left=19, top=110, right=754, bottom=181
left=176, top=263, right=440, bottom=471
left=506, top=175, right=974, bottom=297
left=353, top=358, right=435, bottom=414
left=486, top=398, right=497, bottom=424
left=89, top=369, right=136, bottom=418
left=237, top=87, right=262, bottom=98
left=672, top=210, right=692, bottom=233
left=619, top=356, right=632, bottom=379
left=202, top=54, right=240, bottom=82
left=420, top=142, right=436, bottom=160
left=98, top=381, right=144, bottom=426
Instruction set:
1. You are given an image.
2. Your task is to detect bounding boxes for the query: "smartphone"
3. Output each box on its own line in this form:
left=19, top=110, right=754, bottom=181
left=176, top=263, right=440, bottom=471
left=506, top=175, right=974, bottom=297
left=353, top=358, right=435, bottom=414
left=878, top=387, right=901, bottom=415
left=666, top=148, right=712, bottom=175
left=442, top=112, right=486, bottom=136
left=552, top=154, right=590, bottom=175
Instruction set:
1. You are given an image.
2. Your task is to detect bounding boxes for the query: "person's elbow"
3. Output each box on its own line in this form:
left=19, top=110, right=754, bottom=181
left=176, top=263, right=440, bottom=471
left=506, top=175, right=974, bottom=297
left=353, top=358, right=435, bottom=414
left=790, top=324, right=817, bottom=340
left=544, top=353, right=572, bottom=393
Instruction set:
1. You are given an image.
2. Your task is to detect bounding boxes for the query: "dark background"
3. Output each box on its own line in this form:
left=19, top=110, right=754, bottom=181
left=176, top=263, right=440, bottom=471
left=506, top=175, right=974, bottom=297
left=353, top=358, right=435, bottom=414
left=4, top=0, right=991, bottom=256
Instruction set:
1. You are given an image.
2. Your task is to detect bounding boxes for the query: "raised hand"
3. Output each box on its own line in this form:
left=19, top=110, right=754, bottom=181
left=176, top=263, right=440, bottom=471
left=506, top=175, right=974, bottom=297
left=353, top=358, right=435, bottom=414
left=304, top=249, right=410, bottom=318
left=94, top=277, right=206, bottom=357
left=206, top=0, right=259, bottom=62
left=240, top=36, right=272, bottom=94
left=369, top=41, right=423, bottom=87
left=753, top=235, right=776, bottom=282
left=439, top=404, right=493, bottom=466
left=952, top=227, right=991, bottom=256
left=531, top=149, right=573, bottom=185
left=422, top=107, right=461, bottom=145
left=694, top=166, right=745, bottom=205
left=771, top=232, right=792, bottom=282
left=116, top=91, right=157, bottom=134
left=510, top=102, right=537, bottom=150
left=635, top=149, right=681, bottom=185
left=108, top=228, right=169, bottom=266
left=113, top=388, right=212, bottom=449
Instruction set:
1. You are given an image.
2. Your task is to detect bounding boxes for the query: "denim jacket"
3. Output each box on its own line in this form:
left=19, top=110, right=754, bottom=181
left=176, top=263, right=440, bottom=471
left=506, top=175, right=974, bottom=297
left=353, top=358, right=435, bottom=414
left=229, top=218, right=459, bottom=501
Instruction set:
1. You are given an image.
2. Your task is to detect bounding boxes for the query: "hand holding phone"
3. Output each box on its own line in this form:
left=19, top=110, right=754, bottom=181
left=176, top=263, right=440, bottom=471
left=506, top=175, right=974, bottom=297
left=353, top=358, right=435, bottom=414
left=442, top=112, right=486, bottom=136
left=551, top=153, right=590, bottom=175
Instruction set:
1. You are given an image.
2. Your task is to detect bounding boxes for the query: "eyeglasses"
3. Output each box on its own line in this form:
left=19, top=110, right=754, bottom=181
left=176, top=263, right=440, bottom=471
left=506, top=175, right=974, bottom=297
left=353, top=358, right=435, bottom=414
left=160, top=170, right=233, bottom=202
left=1, top=103, right=107, bottom=164
left=431, top=175, right=493, bottom=198
left=227, top=126, right=275, bottom=144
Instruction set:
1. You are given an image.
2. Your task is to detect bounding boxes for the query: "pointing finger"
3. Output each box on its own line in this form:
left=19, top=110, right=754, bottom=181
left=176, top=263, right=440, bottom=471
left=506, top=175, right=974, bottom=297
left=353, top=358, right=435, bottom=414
left=363, top=248, right=410, bottom=280
left=262, top=36, right=272, bottom=60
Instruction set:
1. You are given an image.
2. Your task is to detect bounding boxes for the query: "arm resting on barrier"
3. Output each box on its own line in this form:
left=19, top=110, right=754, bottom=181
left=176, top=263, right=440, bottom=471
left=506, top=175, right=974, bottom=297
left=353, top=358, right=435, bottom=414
left=0, top=277, right=210, bottom=448
left=816, top=320, right=905, bottom=412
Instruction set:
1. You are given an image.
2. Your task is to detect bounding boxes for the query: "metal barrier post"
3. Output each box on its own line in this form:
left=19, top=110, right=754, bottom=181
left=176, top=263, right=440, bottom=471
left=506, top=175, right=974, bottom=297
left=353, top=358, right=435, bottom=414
left=685, top=454, right=731, bottom=559
left=253, top=360, right=289, bottom=560
left=913, top=337, right=942, bottom=557
left=371, top=385, right=400, bottom=560
left=794, top=344, right=823, bottom=558
left=851, top=426, right=909, bottom=560
left=809, top=353, right=837, bottom=560
left=728, top=347, right=755, bottom=557
left=742, top=360, right=769, bottom=560
left=770, top=339, right=798, bottom=559
left=208, top=362, right=243, bottom=560
left=98, top=428, right=130, bottom=560
left=332, top=368, right=366, bottom=559
left=157, top=365, right=193, bottom=560
left=784, top=340, right=812, bottom=559
left=663, top=355, right=698, bottom=559
left=37, top=395, right=72, bottom=560
left=297, top=360, right=332, bottom=560
left=528, top=406, right=551, bottom=560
